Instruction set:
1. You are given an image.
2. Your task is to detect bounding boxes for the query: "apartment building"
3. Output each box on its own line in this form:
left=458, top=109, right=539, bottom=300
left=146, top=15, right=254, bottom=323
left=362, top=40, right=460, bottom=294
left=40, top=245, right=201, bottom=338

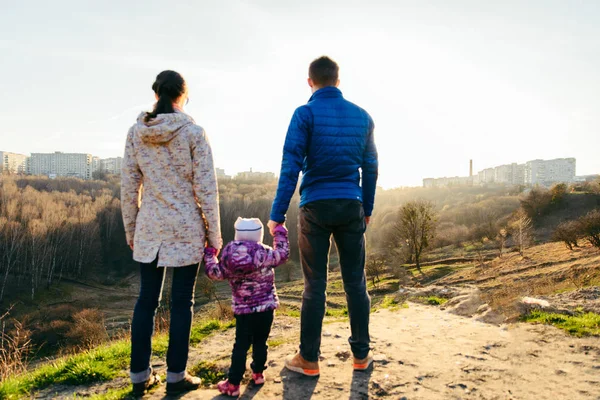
left=478, top=168, right=495, bottom=184
left=92, top=156, right=101, bottom=172
left=0, top=151, right=27, bottom=174
left=99, top=157, right=123, bottom=175
left=525, top=158, right=576, bottom=185
left=494, top=163, right=526, bottom=185
left=423, top=176, right=472, bottom=188
left=216, top=168, right=232, bottom=180
left=423, top=157, right=576, bottom=188
left=234, top=168, right=276, bottom=182
left=28, top=152, right=93, bottom=180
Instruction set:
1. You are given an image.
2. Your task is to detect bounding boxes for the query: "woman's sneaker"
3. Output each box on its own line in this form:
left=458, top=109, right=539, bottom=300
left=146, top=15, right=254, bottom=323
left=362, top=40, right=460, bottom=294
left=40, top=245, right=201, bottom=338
left=165, top=373, right=202, bottom=395
left=217, top=380, right=241, bottom=397
left=132, top=371, right=161, bottom=397
left=252, top=372, right=265, bottom=385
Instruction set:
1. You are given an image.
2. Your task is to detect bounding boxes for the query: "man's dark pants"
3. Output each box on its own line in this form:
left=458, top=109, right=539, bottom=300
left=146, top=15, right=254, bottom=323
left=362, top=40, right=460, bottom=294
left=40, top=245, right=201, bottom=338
left=298, top=199, right=370, bottom=362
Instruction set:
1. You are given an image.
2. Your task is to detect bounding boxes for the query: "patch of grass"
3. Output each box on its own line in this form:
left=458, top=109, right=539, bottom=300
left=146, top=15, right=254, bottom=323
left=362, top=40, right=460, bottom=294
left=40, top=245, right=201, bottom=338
left=189, top=361, right=227, bottom=386
left=88, top=386, right=134, bottom=400
left=152, top=334, right=169, bottom=357
left=277, top=303, right=301, bottom=318
left=376, top=295, right=409, bottom=311
left=424, top=296, right=448, bottom=306
left=325, top=307, right=348, bottom=318
left=267, top=338, right=288, bottom=348
left=190, top=319, right=235, bottom=346
left=523, top=311, right=600, bottom=337
left=0, top=318, right=236, bottom=399
left=0, top=340, right=130, bottom=400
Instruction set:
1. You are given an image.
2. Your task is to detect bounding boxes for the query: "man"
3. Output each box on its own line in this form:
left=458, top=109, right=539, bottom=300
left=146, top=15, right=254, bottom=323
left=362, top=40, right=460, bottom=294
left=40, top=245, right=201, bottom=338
left=268, top=56, right=378, bottom=376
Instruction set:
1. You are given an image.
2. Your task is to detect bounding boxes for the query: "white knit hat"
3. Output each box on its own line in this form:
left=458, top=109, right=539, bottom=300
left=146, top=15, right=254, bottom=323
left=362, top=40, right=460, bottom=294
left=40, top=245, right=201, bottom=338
left=234, top=217, right=264, bottom=242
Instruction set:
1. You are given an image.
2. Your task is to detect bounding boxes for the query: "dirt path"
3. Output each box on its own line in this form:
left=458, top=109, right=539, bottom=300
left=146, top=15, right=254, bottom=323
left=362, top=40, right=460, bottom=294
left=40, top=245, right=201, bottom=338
left=141, top=304, right=600, bottom=400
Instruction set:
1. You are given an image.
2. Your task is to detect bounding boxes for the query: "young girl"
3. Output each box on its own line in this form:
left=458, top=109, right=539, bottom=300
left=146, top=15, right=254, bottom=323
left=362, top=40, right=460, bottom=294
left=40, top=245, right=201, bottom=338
left=204, top=217, right=289, bottom=397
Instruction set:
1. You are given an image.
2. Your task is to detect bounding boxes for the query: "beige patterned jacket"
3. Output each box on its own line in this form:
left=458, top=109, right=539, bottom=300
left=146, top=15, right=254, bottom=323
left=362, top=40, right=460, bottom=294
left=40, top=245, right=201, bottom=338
left=121, top=112, right=222, bottom=267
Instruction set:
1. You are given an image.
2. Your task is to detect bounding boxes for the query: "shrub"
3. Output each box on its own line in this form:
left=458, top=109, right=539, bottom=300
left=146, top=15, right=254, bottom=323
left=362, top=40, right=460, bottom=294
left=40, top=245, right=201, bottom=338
left=65, top=309, right=108, bottom=350
left=553, top=220, right=581, bottom=250
left=30, top=307, right=107, bottom=353
left=520, top=187, right=552, bottom=220
left=550, top=183, right=568, bottom=204
left=579, top=210, right=600, bottom=249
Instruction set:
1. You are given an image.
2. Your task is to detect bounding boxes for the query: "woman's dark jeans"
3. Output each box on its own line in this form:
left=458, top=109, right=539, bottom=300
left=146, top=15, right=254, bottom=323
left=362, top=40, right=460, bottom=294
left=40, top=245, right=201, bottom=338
left=298, top=199, right=371, bottom=362
left=130, top=259, right=199, bottom=378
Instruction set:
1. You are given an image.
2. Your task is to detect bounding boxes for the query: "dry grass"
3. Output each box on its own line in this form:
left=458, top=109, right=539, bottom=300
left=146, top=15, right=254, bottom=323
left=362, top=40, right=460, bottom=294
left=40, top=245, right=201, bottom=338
left=0, top=308, right=32, bottom=382
left=436, top=241, right=600, bottom=319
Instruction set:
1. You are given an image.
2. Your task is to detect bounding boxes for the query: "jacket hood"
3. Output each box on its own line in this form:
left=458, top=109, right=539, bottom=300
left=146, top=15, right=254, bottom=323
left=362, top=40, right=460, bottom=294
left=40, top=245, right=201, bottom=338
left=134, top=111, right=195, bottom=144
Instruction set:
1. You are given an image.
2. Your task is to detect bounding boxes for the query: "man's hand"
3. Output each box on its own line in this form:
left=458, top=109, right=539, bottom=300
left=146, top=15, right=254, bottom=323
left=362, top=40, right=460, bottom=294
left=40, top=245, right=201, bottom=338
left=267, top=220, right=283, bottom=236
left=365, top=216, right=371, bottom=226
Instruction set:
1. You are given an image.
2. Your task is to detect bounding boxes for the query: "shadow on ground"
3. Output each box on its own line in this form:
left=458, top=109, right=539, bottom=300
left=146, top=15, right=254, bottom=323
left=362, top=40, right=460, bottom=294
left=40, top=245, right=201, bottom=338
left=349, top=368, right=373, bottom=399
left=281, top=367, right=319, bottom=399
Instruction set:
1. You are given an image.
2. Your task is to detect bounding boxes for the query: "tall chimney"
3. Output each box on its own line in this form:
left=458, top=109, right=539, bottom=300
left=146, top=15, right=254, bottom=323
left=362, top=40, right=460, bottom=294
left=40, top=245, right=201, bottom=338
left=469, top=159, right=473, bottom=177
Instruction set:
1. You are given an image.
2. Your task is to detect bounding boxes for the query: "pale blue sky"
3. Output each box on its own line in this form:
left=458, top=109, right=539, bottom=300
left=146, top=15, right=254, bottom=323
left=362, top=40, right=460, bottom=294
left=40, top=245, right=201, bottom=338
left=0, top=0, right=598, bottom=187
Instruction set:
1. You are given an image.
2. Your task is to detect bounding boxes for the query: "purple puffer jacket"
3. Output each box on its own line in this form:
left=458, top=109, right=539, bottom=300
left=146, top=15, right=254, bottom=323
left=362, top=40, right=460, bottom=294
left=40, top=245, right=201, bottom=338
left=204, top=225, right=289, bottom=315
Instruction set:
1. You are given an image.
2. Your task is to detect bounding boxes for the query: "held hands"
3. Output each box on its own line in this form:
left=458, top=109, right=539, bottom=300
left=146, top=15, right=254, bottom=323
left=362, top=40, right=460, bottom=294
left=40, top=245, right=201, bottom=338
left=205, top=247, right=220, bottom=257
left=267, top=220, right=285, bottom=236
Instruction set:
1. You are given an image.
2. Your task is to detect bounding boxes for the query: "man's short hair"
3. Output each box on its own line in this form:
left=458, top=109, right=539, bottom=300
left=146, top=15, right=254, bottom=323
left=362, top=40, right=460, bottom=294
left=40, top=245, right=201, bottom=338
left=309, top=56, right=339, bottom=87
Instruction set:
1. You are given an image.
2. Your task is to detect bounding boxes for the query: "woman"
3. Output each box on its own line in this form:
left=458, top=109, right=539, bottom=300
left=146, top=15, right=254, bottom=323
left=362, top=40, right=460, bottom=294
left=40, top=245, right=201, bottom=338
left=121, top=70, right=222, bottom=396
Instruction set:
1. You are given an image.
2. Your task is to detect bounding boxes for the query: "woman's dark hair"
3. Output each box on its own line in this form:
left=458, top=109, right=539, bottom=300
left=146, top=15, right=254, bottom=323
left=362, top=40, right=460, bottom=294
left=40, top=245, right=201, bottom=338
left=145, top=70, right=187, bottom=122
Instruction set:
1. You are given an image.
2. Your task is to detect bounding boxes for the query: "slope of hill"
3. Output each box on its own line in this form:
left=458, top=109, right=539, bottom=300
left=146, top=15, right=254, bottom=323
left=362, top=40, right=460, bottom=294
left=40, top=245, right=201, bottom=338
left=534, top=192, right=600, bottom=241
left=17, top=305, right=600, bottom=400
left=2, top=240, right=599, bottom=399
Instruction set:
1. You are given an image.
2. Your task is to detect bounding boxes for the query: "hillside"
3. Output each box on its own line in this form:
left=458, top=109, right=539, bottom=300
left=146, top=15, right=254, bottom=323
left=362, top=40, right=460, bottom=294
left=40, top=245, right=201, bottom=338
left=1, top=241, right=599, bottom=399
left=9, top=305, right=599, bottom=400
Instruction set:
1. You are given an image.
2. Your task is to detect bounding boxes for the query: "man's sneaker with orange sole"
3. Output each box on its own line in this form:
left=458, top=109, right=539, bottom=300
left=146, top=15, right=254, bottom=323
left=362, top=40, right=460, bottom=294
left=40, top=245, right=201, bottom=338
left=353, top=351, right=374, bottom=371
left=284, top=353, right=320, bottom=377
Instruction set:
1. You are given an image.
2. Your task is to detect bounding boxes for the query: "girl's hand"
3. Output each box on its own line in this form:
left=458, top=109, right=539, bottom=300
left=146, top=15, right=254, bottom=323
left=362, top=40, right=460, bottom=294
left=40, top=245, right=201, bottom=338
left=267, top=220, right=284, bottom=236
left=205, top=247, right=220, bottom=257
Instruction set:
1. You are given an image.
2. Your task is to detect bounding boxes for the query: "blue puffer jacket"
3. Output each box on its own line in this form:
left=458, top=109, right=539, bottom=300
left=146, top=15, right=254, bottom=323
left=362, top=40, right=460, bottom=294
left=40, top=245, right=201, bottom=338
left=270, top=87, right=378, bottom=223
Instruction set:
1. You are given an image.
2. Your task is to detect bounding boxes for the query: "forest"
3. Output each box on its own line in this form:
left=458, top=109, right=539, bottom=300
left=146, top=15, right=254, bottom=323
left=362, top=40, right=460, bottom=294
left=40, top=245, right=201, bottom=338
left=1, top=174, right=599, bottom=306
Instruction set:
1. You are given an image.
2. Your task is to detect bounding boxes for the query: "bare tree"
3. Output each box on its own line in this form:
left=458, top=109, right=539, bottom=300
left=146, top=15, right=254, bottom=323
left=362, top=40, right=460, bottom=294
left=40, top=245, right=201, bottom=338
left=0, top=219, right=23, bottom=302
left=365, top=254, right=387, bottom=287
left=496, top=228, right=508, bottom=258
left=392, top=200, right=436, bottom=275
left=466, top=237, right=488, bottom=267
left=512, top=209, right=533, bottom=256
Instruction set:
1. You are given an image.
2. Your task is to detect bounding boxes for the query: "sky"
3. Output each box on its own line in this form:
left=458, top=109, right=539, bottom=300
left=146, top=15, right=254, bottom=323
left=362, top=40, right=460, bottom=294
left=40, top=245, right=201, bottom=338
left=0, top=0, right=599, bottom=188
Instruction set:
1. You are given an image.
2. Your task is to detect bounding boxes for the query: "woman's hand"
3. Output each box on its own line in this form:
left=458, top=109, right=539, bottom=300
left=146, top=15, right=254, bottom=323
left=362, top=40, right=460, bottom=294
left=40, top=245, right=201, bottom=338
left=128, top=239, right=134, bottom=251
left=205, top=247, right=220, bottom=257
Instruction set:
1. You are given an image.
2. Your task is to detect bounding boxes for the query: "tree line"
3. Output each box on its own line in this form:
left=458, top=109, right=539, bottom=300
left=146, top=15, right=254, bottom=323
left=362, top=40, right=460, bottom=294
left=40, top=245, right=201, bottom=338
left=2, top=173, right=599, bottom=304
left=0, top=176, right=128, bottom=303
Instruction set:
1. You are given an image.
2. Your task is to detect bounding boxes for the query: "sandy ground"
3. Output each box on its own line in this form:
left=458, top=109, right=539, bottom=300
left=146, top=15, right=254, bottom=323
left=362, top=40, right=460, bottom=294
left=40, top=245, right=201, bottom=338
left=136, top=304, right=600, bottom=400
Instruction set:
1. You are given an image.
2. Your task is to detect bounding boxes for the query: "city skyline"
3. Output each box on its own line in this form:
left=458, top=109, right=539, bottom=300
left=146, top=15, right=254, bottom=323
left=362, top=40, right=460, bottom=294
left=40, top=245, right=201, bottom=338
left=3, top=148, right=595, bottom=190
left=2, top=1, right=600, bottom=188
left=423, top=157, right=581, bottom=188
